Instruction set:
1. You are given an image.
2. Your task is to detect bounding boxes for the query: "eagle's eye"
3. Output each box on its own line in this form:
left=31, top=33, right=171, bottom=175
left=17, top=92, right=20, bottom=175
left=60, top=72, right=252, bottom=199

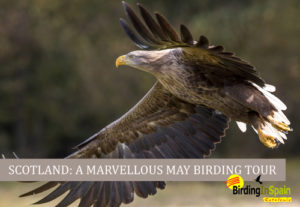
left=128, top=54, right=135, bottom=59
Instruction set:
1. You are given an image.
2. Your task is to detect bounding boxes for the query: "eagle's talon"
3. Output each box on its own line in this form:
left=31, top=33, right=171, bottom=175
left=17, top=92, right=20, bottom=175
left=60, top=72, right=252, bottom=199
left=267, top=115, right=291, bottom=132
left=273, top=138, right=280, bottom=149
left=258, top=127, right=278, bottom=148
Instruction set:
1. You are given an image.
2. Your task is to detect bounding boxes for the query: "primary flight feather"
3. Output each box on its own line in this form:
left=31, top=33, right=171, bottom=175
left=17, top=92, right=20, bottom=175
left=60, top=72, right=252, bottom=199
left=21, top=2, right=291, bottom=207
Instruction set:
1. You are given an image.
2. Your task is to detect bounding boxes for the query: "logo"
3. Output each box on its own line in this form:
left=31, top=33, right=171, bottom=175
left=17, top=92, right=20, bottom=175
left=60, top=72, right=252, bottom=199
left=225, top=174, right=244, bottom=190
left=225, top=174, right=292, bottom=202
left=255, top=175, right=263, bottom=184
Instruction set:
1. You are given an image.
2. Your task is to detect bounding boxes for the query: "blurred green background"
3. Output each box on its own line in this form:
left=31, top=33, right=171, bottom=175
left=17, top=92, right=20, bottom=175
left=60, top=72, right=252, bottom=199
left=0, top=0, right=299, bottom=158
left=0, top=0, right=299, bottom=206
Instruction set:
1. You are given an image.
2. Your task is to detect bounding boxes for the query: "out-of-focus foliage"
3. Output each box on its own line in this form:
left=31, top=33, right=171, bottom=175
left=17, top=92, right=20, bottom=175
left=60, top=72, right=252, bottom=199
left=0, top=0, right=299, bottom=158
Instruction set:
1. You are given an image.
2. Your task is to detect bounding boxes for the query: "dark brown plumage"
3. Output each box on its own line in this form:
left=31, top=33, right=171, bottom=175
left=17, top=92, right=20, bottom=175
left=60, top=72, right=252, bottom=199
left=21, top=2, right=291, bottom=207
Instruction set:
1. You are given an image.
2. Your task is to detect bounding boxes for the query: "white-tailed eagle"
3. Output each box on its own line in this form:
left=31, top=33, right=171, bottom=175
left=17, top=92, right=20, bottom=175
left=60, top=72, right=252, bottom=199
left=21, top=2, right=291, bottom=207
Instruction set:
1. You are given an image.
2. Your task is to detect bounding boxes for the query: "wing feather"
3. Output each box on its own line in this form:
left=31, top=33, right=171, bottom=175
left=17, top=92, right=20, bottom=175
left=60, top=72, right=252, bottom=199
left=21, top=82, right=229, bottom=207
left=120, top=18, right=152, bottom=49
left=121, top=2, right=265, bottom=87
left=122, top=2, right=161, bottom=45
left=180, top=24, right=194, bottom=45
left=196, top=35, right=209, bottom=48
left=137, top=3, right=168, bottom=41
left=155, top=13, right=181, bottom=42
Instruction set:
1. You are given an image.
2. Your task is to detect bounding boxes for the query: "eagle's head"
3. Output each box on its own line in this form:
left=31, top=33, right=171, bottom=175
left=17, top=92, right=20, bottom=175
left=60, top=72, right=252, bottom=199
left=115, top=49, right=180, bottom=76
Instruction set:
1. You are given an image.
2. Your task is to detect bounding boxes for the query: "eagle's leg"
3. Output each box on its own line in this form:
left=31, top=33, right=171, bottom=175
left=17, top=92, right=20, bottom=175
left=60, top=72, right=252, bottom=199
left=257, top=124, right=277, bottom=148
left=249, top=113, right=278, bottom=148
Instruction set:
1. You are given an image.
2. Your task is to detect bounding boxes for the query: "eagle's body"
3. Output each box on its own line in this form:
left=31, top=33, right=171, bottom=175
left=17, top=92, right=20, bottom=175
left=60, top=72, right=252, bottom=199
left=155, top=48, right=254, bottom=121
left=135, top=47, right=274, bottom=124
left=21, top=2, right=291, bottom=207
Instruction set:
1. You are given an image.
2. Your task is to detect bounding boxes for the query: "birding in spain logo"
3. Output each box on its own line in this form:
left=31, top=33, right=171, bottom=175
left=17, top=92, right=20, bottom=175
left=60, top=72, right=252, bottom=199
left=225, top=174, right=244, bottom=190
left=225, top=174, right=292, bottom=202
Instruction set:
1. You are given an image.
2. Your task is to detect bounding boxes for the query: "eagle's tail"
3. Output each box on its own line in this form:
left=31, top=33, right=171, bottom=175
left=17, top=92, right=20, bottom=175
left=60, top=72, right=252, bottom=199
left=251, top=83, right=291, bottom=148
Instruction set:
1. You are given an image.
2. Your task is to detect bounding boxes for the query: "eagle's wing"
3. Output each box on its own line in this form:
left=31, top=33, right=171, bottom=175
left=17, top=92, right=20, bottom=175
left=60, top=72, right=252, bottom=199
left=120, top=2, right=265, bottom=87
left=21, top=82, right=229, bottom=207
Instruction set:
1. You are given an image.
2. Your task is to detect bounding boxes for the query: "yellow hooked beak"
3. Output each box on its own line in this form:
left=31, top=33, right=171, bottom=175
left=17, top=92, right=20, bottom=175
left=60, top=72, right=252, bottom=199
left=116, top=55, right=129, bottom=68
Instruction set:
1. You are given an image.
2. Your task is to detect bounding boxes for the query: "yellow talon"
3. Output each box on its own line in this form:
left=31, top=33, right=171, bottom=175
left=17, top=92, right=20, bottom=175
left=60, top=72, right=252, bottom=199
left=276, top=122, right=290, bottom=132
left=258, top=127, right=277, bottom=148
left=267, top=115, right=291, bottom=132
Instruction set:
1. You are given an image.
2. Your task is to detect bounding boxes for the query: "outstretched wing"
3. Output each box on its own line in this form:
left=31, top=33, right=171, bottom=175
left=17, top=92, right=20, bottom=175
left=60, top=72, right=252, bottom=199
left=120, top=2, right=265, bottom=87
left=21, top=82, right=229, bottom=207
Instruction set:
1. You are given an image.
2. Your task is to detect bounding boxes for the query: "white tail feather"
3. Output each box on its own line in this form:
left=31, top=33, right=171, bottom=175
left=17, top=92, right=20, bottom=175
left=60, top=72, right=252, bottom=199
left=248, top=82, right=290, bottom=146
left=273, top=110, right=290, bottom=125
left=251, top=82, right=287, bottom=111
left=236, top=121, right=247, bottom=132
left=252, top=126, right=258, bottom=134
left=279, top=131, right=287, bottom=140
left=263, top=84, right=276, bottom=92
left=264, top=90, right=287, bottom=111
